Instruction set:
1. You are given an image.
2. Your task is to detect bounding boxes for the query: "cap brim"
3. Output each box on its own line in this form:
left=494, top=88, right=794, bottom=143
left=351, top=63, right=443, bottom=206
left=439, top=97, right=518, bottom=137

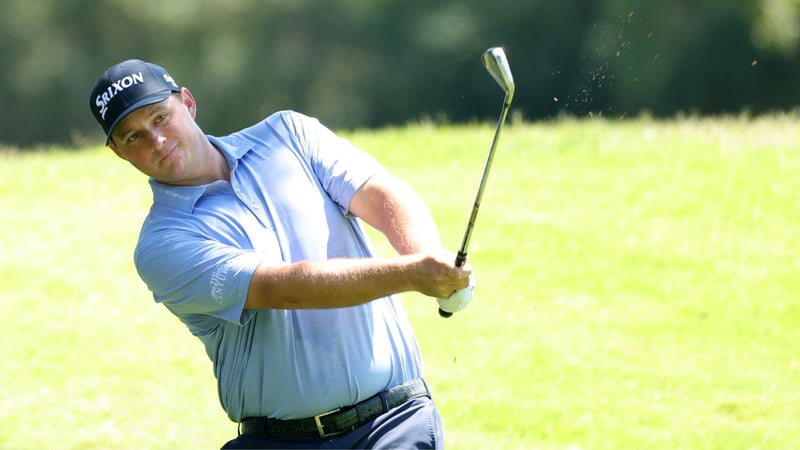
left=105, top=91, right=172, bottom=143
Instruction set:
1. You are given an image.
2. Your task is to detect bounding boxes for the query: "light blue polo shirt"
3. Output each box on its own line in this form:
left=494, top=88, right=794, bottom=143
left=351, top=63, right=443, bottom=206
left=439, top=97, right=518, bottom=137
left=134, top=110, right=424, bottom=421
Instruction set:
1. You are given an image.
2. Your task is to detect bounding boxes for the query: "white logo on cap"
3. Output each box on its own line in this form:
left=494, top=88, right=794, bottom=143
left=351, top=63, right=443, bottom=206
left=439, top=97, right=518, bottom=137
left=94, top=71, right=145, bottom=120
left=163, top=74, right=178, bottom=88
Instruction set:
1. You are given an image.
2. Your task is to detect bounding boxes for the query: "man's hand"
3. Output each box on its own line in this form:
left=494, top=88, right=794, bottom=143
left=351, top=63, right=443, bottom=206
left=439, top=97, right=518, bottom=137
left=405, top=252, right=472, bottom=299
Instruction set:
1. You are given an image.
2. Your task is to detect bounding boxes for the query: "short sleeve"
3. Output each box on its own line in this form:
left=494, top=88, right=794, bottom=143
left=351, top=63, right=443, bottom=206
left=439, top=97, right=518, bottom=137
left=282, top=112, right=386, bottom=214
left=134, top=227, right=265, bottom=326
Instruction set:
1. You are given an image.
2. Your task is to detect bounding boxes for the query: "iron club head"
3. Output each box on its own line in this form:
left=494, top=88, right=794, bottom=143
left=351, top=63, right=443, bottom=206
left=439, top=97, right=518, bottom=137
left=482, top=47, right=515, bottom=101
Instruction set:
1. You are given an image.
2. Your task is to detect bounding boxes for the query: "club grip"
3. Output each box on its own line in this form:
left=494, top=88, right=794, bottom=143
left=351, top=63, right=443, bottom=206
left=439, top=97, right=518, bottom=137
left=438, top=252, right=468, bottom=318
left=455, top=251, right=467, bottom=267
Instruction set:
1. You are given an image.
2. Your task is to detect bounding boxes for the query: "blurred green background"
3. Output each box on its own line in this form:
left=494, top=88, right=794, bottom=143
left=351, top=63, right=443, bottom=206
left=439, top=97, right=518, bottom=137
left=1, top=0, right=799, bottom=147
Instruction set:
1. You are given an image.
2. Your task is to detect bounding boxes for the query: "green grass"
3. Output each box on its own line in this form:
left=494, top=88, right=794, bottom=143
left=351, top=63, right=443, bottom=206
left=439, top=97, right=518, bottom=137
left=2, top=115, right=799, bottom=449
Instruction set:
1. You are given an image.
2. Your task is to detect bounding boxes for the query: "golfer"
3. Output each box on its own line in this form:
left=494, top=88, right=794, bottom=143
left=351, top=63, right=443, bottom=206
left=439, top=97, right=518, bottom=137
left=89, top=59, right=472, bottom=449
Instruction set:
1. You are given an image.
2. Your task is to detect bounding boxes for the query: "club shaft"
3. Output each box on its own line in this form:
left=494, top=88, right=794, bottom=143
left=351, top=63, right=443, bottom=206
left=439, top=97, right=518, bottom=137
left=456, top=94, right=511, bottom=267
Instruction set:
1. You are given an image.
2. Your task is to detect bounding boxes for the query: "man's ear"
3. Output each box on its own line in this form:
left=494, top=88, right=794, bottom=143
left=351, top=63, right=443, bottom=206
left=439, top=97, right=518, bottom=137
left=180, top=87, right=197, bottom=119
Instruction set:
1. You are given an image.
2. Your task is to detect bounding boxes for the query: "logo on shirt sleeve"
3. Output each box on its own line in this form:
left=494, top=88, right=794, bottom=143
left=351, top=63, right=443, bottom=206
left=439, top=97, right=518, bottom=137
left=210, top=261, right=233, bottom=304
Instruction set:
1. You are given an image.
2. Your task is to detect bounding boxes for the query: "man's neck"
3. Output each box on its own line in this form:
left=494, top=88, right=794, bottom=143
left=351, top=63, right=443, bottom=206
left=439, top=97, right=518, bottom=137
left=208, top=142, right=231, bottom=182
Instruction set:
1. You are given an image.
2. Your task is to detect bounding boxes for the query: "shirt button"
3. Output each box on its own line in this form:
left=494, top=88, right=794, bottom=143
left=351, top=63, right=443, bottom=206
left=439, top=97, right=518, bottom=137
left=253, top=203, right=260, bottom=210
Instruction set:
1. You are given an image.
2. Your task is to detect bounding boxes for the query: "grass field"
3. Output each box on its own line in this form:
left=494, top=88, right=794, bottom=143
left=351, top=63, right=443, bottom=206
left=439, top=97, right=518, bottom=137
left=1, top=115, right=799, bottom=449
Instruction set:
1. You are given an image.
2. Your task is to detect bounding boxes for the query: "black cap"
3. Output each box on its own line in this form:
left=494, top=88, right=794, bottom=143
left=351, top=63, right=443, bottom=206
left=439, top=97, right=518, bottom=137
left=89, top=59, right=181, bottom=142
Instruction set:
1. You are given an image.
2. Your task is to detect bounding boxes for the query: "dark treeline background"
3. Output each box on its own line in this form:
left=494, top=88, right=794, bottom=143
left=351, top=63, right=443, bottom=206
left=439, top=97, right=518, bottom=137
left=2, top=0, right=799, bottom=147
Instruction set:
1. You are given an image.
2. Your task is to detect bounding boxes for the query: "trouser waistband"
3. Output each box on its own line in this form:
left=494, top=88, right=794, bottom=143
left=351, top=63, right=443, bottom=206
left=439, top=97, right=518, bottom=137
left=239, top=379, right=430, bottom=439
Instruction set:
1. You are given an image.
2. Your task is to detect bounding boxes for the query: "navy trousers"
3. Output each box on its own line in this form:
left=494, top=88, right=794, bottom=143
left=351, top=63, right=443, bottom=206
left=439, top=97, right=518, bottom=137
left=221, top=396, right=444, bottom=449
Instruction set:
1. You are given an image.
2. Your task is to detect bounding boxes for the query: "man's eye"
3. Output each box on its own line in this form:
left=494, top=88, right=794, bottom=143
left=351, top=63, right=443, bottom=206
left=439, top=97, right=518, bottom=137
left=155, top=113, right=168, bottom=123
left=127, top=132, right=140, bottom=143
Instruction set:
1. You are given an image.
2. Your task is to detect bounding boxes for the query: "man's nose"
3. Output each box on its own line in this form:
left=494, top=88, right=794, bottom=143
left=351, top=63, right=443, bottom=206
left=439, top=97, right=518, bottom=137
left=150, top=131, right=167, bottom=150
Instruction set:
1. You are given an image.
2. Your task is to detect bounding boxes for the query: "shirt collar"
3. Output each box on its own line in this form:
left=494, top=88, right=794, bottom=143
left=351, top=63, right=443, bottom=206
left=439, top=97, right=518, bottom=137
left=149, top=134, right=252, bottom=212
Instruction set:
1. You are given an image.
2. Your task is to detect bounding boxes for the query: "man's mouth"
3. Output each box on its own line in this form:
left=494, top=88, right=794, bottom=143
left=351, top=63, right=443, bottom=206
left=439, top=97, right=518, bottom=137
left=159, top=146, right=177, bottom=164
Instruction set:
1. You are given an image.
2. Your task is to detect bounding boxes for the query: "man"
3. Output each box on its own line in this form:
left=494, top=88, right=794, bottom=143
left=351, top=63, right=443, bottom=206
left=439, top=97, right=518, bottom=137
left=89, top=59, right=472, bottom=449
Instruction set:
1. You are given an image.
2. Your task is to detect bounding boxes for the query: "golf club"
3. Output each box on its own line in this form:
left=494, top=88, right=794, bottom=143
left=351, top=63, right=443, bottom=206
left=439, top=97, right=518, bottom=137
left=438, top=46, right=515, bottom=318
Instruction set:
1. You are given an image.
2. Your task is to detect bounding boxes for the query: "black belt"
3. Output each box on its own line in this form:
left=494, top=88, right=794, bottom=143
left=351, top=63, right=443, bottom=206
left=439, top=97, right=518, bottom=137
left=239, top=379, right=429, bottom=439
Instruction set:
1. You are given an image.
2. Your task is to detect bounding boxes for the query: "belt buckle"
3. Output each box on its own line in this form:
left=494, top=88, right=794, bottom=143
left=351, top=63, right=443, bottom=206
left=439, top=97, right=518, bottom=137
left=314, top=408, right=342, bottom=438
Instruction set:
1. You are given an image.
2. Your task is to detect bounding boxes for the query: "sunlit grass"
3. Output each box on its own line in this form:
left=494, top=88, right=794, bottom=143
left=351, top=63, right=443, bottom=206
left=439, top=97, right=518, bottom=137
left=2, top=114, right=799, bottom=449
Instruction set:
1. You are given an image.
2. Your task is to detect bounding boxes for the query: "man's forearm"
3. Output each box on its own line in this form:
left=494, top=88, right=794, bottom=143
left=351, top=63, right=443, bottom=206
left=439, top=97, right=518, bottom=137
left=245, top=252, right=468, bottom=310
left=246, top=255, right=413, bottom=310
